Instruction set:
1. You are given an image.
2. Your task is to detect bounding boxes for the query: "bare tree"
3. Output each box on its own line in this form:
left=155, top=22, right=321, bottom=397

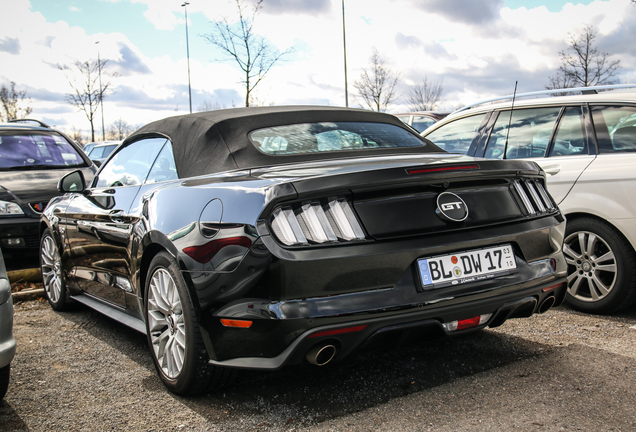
left=107, top=117, right=134, bottom=140
left=67, top=125, right=86, bottom=146
left=197, top=100, right=228, bottom=112
left=0, top=81, right=33, bottom=122
left=203, top=0, right=291, bottom=107
left=547, top=25, right=621, bottom=90
left=353, top=49, right=399, bottom=112
left=60, top=59, right=116, bottom=142
left=406, top=76, right=444, bottom=111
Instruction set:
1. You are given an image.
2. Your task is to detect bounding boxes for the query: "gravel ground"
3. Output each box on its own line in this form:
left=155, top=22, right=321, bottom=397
left=2, top=299, right=636, bottom=431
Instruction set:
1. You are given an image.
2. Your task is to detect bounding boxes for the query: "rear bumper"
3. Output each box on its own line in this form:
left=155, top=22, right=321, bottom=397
left=187, top=215, right=566, bottom=369
left=206, top=278, right=566, bottom=370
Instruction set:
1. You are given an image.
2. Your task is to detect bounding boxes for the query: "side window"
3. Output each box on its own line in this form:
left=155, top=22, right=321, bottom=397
left=88, top=147, right=103, bottom=159
left=590, top=105, right=636, bottom=153
left=146, top=141, right=178, bottom=184
left=95, top=138, right=167, bottom=188
left=424, top=114, right=488, bottom=154
left=549, top=107, right=587, bottom=156
left=485, top=107, right=560, bottom=159
left=411, top=116, right=437, bottom=133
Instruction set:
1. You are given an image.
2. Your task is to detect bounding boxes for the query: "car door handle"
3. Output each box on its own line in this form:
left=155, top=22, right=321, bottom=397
left=542, top=164, right=561, bottom=176
left=109, top=210, right=126, bottom=223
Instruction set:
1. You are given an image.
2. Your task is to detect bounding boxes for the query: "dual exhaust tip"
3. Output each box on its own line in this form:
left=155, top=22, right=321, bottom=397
left=538, top=295, right=556, bottom=314
left=305, top=296, right=556, bottom=366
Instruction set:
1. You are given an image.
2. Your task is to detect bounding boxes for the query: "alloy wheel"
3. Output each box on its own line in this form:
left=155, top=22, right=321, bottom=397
left=147, top=268, right=187, bottom=379
left=563, top=230, right=617, bottom=303
left=40, top=235, right=63, bottom=303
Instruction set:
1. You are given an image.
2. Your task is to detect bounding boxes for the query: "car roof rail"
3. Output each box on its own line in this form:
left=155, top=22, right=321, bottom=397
left=453, top=84, right=636, bottom=114
left=7, top=118, right=51, bottom=128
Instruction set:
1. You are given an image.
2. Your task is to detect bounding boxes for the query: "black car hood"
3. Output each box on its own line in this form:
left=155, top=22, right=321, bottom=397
left=0, top=167, right=93, bottom=204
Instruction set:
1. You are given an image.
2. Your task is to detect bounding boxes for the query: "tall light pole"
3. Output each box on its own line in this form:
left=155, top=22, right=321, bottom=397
left=96, top=41, right=105, bottom=140
left=342, top=0, right=349, bottom=107
left=182, top=1, right=192, bottom=114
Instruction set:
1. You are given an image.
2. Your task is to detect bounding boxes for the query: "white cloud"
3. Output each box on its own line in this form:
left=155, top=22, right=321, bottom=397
left=2, top=0, right=635, bottom=136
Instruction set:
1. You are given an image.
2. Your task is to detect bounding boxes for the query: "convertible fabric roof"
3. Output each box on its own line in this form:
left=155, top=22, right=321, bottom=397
left=128, top=106, right=435, bottom=178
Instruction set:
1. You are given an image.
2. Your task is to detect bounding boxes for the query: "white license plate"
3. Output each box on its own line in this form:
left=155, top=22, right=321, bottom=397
left=417, top=244, right=516, bottom=289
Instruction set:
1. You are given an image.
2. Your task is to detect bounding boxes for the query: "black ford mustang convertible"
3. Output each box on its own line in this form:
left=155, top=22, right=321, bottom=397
left=40, top=106, right=567, bottom=395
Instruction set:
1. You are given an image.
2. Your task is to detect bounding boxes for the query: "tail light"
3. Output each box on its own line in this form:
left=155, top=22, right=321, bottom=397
left=270, top=198, right=366, bottom=246
left=512, top=179, right=556, bottom=215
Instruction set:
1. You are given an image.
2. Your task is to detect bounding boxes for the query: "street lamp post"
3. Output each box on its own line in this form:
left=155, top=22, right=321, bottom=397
left=342, top=0, right=348, bottom=107
left=96, top=41, right=105, bottom=141
left=182, top=1, right=192, bottom=114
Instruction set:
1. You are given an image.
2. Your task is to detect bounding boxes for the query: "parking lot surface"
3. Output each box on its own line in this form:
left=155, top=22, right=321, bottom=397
left=2, top=300, right=636, bottom=431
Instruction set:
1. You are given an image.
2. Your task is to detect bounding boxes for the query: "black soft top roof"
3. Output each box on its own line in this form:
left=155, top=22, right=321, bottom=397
left=127, top=105, right=436, bottom=178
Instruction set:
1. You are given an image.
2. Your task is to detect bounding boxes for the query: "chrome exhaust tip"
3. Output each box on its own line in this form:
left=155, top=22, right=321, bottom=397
left=538, top=296, right=556, bottom=314
left=306, top=344, right=337, bottom=366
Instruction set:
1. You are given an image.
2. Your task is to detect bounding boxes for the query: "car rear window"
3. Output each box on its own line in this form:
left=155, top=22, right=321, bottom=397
left=249, top=122, right=427, bottom=155
left=0, top=132, right=85, bottom=169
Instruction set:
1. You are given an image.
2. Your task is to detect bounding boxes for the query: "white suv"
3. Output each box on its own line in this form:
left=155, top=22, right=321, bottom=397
left=423, top=85, right=636, bottom=314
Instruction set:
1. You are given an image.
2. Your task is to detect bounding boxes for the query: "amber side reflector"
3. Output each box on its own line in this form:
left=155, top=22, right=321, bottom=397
left=308, top=325, right=368, bottom=339
left=220, top=319, right=253, bottom=328
left=542, top=283, right=565, bottom=293
left=407, top=164, right=479, bottom=175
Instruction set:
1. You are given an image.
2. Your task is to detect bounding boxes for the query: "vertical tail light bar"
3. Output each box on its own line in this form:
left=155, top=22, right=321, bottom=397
left=513, top=179, right=556, bottom=215
left=270, top=198, right=366, bottom=246
left=271, top=207, right=308, bottom=245
left=325, top=198, right=365, bottom=241
left=299, top=202, right=338, bottom=243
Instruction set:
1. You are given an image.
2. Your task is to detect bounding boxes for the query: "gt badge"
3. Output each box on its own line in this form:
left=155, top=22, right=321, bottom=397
left=436, top=192, right=468, bottom=222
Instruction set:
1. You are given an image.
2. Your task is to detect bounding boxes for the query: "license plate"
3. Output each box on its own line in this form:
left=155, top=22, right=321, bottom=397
left=417, top=244, right=516, bottom=289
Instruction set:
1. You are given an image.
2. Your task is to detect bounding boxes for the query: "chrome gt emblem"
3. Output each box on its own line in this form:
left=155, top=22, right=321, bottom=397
left=436, top=192, right=468, bottom=222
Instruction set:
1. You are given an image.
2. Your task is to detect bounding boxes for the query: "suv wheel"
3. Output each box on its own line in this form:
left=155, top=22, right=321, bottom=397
left=563, top=218, right=636, bottom=314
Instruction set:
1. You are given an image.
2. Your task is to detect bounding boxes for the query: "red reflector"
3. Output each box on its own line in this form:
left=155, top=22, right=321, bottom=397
left=407, top=164, right=479, bottom=175
left=456, top=316, right=481, bottom=331
left=220, top=319, right=253, bottom=328
left=308, top=325, right=368, bottom=339
left=183, top=236, right=252, bottom=264
left=542, top=283, right=564, bottom=293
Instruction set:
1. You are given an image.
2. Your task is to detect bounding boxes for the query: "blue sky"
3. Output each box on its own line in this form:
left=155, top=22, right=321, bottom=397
left=1, top=0, right=635, bottom=139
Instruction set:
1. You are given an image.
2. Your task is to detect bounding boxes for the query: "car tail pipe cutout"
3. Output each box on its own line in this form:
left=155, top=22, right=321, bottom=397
left=538, top=295, right=556, bottom=314
left=305, top=342, right=338, bottom=366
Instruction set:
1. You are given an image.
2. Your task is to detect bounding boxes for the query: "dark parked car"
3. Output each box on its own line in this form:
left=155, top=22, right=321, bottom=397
left=0, top=248, right=14, bottom=400
left=0, top=121, right=96, bottom=257
left=422, top=85, right=636, bottom=314
left=395, top=111, right=451, bottom=133
left=40, top=106, right=567, bottom=395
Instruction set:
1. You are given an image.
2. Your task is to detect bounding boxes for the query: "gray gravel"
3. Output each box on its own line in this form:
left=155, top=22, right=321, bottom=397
left=2, top=300, right=636, bottom=431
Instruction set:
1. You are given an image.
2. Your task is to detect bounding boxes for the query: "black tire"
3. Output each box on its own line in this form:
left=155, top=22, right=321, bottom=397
left=0, top=364, right=9, bottom=400
left=40, top=228, right=69, bottom=311
left=144, top=252, right=234, bottom=395
left=563, top=218, right=636, bottom=314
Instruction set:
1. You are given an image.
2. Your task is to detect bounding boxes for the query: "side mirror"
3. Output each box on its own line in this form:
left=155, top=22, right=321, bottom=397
left=92, top=159, right=102, bottom=168
left=58, top=170, right=86, bottom=193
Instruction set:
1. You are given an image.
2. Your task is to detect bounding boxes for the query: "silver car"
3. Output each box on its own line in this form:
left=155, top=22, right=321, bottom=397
left=0, top=248, right=15, bottom=399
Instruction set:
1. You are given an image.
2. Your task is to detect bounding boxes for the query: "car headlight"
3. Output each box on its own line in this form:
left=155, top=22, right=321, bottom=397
left=0, top=200, right=24, bottom=216
left=270, top=197, right=366, bottom=246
